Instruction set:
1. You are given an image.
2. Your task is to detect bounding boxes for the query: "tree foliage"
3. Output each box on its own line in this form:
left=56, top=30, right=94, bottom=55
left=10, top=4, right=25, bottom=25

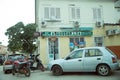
left=5, top=22, right=37, bottom=54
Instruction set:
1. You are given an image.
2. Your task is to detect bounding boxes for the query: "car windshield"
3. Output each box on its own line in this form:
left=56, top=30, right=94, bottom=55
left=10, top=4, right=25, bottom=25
left=7, top=54, right=25, bottom=61
left=7, top=56, right=15, bottom=60
left=13, top=56, right=25, bottom=61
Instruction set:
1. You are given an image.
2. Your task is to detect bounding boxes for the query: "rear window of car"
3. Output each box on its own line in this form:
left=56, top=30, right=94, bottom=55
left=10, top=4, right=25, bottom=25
left=7, top=56, right=15, bottom=60
left=7, top=54, right=25, bottom=61
left=13, top=56, right=25, bottom=61
left=105, top=48, right=116, bottom=55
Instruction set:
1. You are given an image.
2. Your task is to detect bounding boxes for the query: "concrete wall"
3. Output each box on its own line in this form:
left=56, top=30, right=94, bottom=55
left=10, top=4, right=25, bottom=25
left=36, top=0, right=118, bottom=29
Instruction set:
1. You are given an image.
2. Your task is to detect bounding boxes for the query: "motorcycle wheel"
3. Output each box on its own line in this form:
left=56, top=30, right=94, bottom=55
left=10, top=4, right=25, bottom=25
left=12, top=69, right=15, bottom=75
left=39, top=65, right=45, bottom=72
left=24, top=68, right=31, bottom=77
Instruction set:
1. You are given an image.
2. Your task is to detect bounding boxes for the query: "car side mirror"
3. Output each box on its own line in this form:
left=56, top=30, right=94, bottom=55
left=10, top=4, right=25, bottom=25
left=65, top=56, right=71, bottom=60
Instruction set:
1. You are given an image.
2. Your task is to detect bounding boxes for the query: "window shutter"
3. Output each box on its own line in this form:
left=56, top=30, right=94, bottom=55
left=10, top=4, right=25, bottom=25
left=76, top=8, right=80, bottom=19
left=44, top=7, right=61, bottom=20
left=70, top=7, right=80, bottom=20
left=97, top=8, right=102, bottom=20
left=93, top=8, right=97, bottom=20
left=71, top=7, right=75, bottom=19
left=44, top=7, right=49, bottom=19
left=56, top=8, right=60, bottom=19
left=50, top=7, right=55, bottom=18
left=93, top=8, right=102, bottom=21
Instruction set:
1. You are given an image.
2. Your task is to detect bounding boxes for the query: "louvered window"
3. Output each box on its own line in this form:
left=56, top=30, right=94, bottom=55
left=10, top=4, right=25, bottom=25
left=44, top=7, right=61, bottom=20
left=93, top=8, right=102, bottom=21
left=70, top=7, right=80, bottom=20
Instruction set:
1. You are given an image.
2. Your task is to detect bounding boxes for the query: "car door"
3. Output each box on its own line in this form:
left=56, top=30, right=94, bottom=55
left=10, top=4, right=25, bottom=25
left=62, top=50, right=84, bottom=72
left=83, top=49, right=103, bottom=71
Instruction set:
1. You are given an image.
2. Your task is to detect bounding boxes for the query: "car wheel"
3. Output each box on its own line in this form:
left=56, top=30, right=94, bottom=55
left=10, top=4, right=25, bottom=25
left=97, top=64, right=111, bottom=76
left=52, top=65, right=63, bottom=76
left=4, top=71, right=7, bottom=74
left=12, top=69, right=15, bottom=75
left=0, top=62, right=2, bottom=65
left=24, top=68, right=31, bottom=77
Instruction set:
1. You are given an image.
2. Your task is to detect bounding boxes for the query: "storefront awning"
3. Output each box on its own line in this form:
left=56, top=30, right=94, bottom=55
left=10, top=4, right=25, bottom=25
left=40, top=27, right=93, bottom=37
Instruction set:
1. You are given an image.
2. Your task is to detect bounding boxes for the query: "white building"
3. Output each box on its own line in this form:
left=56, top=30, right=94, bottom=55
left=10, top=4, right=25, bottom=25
left=35, top=0, right=120, bottom=64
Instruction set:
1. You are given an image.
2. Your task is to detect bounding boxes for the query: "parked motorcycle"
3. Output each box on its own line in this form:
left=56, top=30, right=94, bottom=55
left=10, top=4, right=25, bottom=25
left=29, top=54, right=45, bottom=71
left=12, top=56, right=31, bottom=77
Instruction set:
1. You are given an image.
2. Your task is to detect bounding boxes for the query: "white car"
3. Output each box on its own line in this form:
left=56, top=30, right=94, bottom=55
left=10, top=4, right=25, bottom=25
left=48, top=47, right=119, bottom=76
left=3, top=54, right=24, bottom=74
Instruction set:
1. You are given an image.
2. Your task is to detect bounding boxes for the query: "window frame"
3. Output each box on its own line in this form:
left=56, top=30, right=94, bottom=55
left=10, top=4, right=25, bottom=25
left=44, top=7, right=61, bottom=20
left=92, top=7, right=103, bottom=21
left=85, top=49, right=103, bottom=57
left=69, top=7, right=81, bottom=21
left=94, top=37, right=103, bottom=46
left=68, top=50, right=83, bottom=59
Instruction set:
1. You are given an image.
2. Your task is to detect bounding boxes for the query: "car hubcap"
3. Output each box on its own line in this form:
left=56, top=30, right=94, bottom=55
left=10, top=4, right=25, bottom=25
left=98, top=65, right=108, bottom=75
left=55, top=68, right=60, bottom=73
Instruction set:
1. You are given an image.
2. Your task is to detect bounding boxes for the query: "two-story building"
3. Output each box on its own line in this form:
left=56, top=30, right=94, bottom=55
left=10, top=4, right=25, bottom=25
left=35, top=0, right=120, bottom=65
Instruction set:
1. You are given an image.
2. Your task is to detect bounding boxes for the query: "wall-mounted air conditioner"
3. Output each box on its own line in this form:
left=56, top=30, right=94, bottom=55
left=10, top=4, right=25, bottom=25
left=73, top=21, right=80, bottom=28
left=41, top=21, right=47, bottom=28
left=96, top=21, right=102, bottom=28
left=115, top=29, right=120, bottom=34
left=106, top=30, right=114, bottom=36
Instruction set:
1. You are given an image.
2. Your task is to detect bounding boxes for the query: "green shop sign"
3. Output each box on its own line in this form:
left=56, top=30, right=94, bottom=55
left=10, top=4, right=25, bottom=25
left=41, top=31, right=93, bottom=37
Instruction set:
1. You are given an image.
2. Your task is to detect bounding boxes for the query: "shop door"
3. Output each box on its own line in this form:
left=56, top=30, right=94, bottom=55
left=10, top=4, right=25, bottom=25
left=48, top=37, right=59, bottom=61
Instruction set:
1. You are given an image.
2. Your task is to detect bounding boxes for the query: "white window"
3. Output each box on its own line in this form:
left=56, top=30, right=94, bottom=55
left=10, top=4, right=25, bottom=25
left=44, top=7, right=61, bottom=20
left=94, top=37, right=103, bottom=46
left=70, top=7, right=80, bottom=20
left=93, top=8, right=102, bottom=21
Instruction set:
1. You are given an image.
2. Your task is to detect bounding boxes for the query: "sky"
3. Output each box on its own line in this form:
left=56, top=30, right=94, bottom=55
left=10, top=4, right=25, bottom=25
left=0, top=0, right=35, bottom=46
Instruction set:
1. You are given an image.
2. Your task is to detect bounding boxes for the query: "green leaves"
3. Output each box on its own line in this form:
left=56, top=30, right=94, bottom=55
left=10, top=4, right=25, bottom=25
left=5, top=22, right=37, bottom=54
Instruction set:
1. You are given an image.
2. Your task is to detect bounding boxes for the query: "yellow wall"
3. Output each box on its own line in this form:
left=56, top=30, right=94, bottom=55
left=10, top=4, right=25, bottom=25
left=93, top=28, right=105, bottom=36
left=105, top=35, right=120, bottom=46
left=39, top=37, right=48, bottom=65
left=59, top=37, right=70, bottom=58
left=104, top=25, right=120, bottom=46
left=85, top=37, right=93, bottom=47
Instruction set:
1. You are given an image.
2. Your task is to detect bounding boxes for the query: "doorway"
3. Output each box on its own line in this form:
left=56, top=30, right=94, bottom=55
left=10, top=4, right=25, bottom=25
left=48, top=37, right=59, bottom=61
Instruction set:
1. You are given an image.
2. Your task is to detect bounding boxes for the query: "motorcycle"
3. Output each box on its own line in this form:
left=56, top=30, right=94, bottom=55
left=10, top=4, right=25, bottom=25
left=29, top=54, right=45, bottom=72
left=12, top=56, right=31, bottom=77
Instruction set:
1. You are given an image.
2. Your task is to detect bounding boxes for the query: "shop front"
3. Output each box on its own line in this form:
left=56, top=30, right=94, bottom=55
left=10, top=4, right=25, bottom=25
left=39, top=27, right=93, bottom=64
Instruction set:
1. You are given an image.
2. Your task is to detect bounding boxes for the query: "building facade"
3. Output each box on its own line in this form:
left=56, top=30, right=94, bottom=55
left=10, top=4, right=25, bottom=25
left=35, top=0, right=120, bottom=65
left=0, top=45, right=8, bottom=55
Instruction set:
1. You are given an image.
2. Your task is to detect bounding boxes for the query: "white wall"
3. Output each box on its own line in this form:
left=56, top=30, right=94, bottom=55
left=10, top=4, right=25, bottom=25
left=36, top=0, right=119, bottom=29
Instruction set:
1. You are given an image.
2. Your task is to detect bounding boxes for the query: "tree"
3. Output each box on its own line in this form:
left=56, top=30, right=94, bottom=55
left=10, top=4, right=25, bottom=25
left=21, top=23, right=37, bottom=53
left=5, top=22, right=37, bottom=54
